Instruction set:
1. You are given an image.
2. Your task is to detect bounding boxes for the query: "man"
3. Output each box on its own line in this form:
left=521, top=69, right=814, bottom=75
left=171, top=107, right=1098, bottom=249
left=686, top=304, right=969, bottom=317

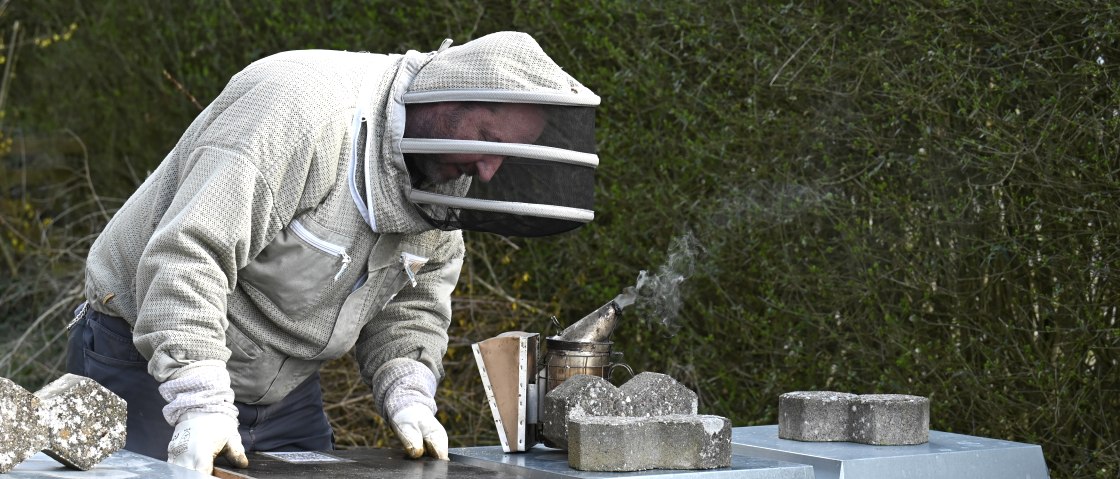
left=65, top=31, right=600, bottom=474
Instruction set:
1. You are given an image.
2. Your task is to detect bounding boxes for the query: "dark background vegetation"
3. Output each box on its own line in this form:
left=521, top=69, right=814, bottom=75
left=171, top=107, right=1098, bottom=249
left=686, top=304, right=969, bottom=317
left=1, top=1, right=1117, bottom=477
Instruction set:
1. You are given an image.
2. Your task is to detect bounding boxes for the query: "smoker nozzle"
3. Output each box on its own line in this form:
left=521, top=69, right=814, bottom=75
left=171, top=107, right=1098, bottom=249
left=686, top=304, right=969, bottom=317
left=555, top=300, right=622, bottom=343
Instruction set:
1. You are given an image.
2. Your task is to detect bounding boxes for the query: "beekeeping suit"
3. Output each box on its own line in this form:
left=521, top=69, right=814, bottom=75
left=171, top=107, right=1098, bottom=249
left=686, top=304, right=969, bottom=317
left=75, top=31, right=598, bottom=473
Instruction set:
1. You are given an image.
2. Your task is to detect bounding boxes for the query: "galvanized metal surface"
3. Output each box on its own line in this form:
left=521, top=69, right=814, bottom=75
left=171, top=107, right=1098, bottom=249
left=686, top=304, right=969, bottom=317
left=450, top=445, right=813, bottom=478
left=7, top=449, right=210, bottom=478
left=731, top=425, right=1050, bottom=479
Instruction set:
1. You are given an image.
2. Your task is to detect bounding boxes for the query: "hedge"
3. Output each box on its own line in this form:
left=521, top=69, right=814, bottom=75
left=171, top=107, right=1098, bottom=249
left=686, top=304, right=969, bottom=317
left=1, top=1, right=1116, bottom=477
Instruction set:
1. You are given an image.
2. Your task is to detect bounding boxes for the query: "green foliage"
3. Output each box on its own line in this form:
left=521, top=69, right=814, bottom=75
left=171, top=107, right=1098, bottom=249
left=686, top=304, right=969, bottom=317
left=2, top=1, right=1118, bottom=477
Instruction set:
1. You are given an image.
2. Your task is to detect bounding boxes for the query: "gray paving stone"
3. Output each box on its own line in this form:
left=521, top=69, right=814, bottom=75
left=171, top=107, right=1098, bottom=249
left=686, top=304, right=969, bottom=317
left=778, top=391, right=929, bottom=445
left=568, top=414, right=732, bottom=472
left=849, top=394, right=930, bottom=445
left=0, top=377, right=48, bottom=473
left=540, top=375, right=623, bottom=449
left=541, top=371, right=732, bottom=471
left=34, top=374, right=128, bottom=470
left=618, top=372, right=698, bottom=417
left=778, top=391, right=858, bottom=442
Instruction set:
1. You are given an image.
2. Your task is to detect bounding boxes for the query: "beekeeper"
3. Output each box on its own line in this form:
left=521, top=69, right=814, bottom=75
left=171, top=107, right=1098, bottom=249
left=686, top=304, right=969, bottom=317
left=65, top=31, right=599, bottom=474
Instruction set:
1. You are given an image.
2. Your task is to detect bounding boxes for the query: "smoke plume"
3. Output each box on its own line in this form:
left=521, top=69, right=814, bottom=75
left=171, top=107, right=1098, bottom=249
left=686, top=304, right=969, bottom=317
left=615, top=232, right=703, bottom=335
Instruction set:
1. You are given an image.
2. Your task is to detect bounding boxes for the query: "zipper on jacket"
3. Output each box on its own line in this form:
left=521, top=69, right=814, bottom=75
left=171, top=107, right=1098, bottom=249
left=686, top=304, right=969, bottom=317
left=289, top=220, right=352, bottom=281
left=400, top=252, right=429, bottom=287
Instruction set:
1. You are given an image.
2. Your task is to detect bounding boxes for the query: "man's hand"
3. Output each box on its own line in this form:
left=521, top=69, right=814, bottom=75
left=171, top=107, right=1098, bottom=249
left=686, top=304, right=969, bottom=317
left=389, top=404, right=449, bottom=460
left=167, top=412, right=249, bottom=474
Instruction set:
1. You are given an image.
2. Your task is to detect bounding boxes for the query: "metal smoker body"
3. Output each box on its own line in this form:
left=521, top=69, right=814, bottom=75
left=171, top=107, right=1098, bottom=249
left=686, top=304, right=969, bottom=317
left=472, top=299, right=628, bottom=452
left=543, top=299, right=623, bottom=392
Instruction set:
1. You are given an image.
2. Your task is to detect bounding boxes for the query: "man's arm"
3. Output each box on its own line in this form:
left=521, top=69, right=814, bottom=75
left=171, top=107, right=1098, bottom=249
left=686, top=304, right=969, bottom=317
left=354, top=229, right=464, bottom=458
left=104, top=52, right=351, bottom=474
left=125, top=146, right=282, bottom=474
left=132, top=148, right=281, bottom=382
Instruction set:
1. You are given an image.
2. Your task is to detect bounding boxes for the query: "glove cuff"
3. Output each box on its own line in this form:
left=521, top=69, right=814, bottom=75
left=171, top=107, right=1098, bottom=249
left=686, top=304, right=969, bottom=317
left=159, top=360, right=239, bottom=425
left=371, top=358, right=437, bottom=420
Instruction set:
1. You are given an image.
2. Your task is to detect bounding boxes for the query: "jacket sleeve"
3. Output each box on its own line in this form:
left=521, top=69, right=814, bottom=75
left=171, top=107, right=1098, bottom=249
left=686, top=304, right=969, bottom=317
left=355, top=229, right=465, bottom=399
left=131, top=147, right=283, bottom=381
left=130, top=56, right=348, bottom=382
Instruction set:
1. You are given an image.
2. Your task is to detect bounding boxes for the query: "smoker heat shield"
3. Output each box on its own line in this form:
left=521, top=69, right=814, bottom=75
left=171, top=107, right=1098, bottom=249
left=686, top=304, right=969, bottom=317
left=471, top=332, right=539, bottom=452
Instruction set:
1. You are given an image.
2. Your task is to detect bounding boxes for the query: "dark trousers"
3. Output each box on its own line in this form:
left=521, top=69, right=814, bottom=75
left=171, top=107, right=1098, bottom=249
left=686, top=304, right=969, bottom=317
left=66, top=305, right=334, bottom=460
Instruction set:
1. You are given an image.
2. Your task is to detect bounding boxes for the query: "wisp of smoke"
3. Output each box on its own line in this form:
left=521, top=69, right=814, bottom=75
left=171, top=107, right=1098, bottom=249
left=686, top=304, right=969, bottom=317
left=614, top=232, right=703, bottom=335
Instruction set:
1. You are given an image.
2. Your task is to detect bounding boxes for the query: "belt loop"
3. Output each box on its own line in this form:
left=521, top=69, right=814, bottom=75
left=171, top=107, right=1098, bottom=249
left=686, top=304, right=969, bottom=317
left=67, top=301, right=90, bottom=331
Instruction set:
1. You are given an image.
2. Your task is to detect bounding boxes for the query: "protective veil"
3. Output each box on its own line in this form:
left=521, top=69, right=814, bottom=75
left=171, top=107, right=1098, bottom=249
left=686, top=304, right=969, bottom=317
left=394, top=33, right=600, bottom=237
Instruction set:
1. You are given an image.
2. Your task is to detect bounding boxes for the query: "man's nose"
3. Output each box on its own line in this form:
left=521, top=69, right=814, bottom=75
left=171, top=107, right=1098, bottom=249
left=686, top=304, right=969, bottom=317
left=474, top=156, right=504, bottom=182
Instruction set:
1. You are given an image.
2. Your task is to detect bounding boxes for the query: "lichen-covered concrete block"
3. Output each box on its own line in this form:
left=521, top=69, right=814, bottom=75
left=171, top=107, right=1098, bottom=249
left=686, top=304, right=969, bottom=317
left=779, top=391, right=858, bottom=442
left=618, top=372, right=697, bottom=417
left=0, top=377, right=48, bottom=473
left=778, top=391, right=929, bottom=445
left=34, top=374, right=128, bottom=470
left=541, top=375, right=622, bottom=449
left=849, top=394, right=929, bottom=445
left=569, top=414, right=731, bottom=472
left=542, top=372, right=707, bottom=451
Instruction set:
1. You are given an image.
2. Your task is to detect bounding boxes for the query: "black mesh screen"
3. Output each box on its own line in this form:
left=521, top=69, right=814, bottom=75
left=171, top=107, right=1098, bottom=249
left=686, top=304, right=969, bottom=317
left=408, top=104, right=598, bottom=237
left=468, top=157, right=595, bottom=209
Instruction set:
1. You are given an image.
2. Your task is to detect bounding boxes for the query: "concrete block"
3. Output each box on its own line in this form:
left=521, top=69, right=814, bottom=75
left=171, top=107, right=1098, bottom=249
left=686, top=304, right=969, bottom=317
left=540, top=375, right=622, bottom=449
left=34, top=374, right=128, bottom=470
left=849, top=394, right=930, bottom=445
left=778, top=391, right=929, bottom=445
left=569, top=414, right=732, bottom=472
left=778, top=391, right=858, bottom=442
left=0, top=378, right=48, bottom=473
left=618, top=372, right=698, bottom=417
left=541, top=371, right=731, bottom=471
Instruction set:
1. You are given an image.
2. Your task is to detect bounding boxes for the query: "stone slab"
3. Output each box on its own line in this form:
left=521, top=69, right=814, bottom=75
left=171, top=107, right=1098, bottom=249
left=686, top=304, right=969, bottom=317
left=0, top=378, right=47, bottom=473
left=778, top=392, right=928, bottom=445
left=731, top=425, right=1050, bottom=479
left=450, top=445, right=814, bottom=478
left=7, top=449, right=212, bottom=478
left=34, top=374, right=128, bottom=470
left=569, top=415, right=731, bottom=472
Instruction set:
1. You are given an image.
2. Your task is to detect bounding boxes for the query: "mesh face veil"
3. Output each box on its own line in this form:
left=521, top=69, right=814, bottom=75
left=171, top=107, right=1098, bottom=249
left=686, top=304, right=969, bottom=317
left=399, top=33, right=600, bottom=237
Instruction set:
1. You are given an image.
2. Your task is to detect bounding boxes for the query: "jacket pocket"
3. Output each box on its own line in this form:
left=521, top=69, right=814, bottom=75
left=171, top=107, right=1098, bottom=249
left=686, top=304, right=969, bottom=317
left=225, top=321, right=268, bottom=404
left=239, top=218, right=355, bottom=318
left=307, top=235, right=421, bottom=362
left=288, top=220, right=353, bottom=281
left=227, top=321, right=321, bottom=405
left=376, top=252, right=429, bottom=309
left=365, top=235, right=429, bottom=315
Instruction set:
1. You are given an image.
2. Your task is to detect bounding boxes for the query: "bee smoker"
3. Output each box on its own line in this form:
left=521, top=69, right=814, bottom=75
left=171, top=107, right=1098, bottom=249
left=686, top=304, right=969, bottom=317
left=541, top=300, right=627, bottom=395
left=472, top=299, right=631, bottom=452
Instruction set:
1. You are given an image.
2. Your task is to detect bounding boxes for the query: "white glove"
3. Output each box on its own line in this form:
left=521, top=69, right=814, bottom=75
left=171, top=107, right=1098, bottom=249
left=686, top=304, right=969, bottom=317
left=390, top=404, right=449, bottom=460
left=167, top=412, right=249, bottom=474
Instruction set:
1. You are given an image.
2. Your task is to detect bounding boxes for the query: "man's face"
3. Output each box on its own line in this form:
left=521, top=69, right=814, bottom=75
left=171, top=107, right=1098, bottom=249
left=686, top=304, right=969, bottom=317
left=404, top=102, right=546, bottom=184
